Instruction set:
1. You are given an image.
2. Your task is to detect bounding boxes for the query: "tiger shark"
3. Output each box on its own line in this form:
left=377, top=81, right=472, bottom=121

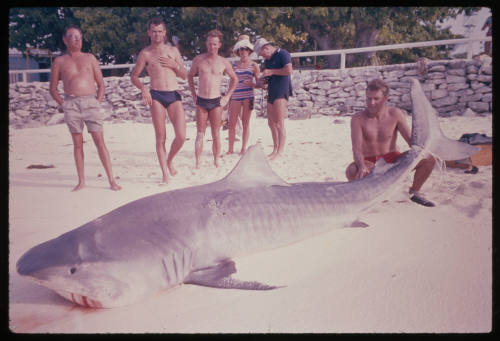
left=16, top=79, right=478, bottom=308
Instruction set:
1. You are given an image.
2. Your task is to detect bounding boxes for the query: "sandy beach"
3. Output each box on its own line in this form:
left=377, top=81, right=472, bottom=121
left=8, top=113, right=492, bottom=333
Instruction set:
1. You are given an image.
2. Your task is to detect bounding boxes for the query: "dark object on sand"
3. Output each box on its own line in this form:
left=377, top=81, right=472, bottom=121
left=27, top=164, right=55, bottom=169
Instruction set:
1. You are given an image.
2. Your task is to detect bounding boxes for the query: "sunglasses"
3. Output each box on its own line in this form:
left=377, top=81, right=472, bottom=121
left=239, top=47, right=251, bottom=52
left=66, top=34, right=82, bottom=41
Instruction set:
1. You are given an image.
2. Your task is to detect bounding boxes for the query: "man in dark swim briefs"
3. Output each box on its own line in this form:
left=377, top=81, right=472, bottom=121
left=345, top=78, right=436, bottom=207
left=196, top=96, right=222, bottom=112
left=131, top=17, right=187, bottom=184
left=149, top=89, right=182, bottom=108
left=188, top=29, right=238, bottom=168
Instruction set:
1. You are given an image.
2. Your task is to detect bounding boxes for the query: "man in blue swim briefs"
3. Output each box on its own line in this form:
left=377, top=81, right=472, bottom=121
left=345, top=78, right=436, bottom=207
left=188, top=29, right=238, bottom=168
left=254, top=37, right=293, bottom=160
left=131, top=17, right=187, bottom=184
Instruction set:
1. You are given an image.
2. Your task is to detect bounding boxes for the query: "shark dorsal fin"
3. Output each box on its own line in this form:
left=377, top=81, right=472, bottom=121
left=221, top=144, right=289, bottom=188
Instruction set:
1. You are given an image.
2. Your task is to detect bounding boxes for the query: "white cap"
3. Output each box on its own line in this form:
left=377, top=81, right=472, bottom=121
left=253, top=37, right=273, bottom=56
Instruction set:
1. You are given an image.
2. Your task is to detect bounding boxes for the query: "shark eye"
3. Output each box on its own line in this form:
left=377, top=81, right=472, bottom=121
left=70, top=267, right=77, bottom=275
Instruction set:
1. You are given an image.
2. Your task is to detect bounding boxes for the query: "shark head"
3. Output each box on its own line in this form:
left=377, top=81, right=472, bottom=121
left=16, top=225, right=154, bottom=308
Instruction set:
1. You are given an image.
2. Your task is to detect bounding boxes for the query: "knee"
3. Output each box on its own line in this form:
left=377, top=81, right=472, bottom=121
left=176, top=132, right=186, bottom=144
left=423, top=155, right=436, bottom=169
left=155, top=133, right=166, bottom=145
left=73, top=137, right=84, bottom=149
left=228, top=117, right=238, bottom=129
left=90, top=132, right=106, bottom=148
left=211, top=129, right=220, bottom=139
left=346, top=163, right=357, bottom=181
left=196, top=131, right=205, bottom=140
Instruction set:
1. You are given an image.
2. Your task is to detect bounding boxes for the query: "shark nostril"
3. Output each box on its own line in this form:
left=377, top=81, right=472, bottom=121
left=70, top=267, right=77, bottom=274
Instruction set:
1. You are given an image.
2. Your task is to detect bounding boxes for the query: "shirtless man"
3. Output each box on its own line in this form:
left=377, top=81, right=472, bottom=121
left=345, top=78, right=436, bottom=207
left=131, top=17, right=187, bottom=184
left=50, top=26, right=121, bottom=192
left=188, top=29, right=238, bottom=168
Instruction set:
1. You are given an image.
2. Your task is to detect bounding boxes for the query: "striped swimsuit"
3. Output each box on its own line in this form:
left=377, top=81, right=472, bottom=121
left=231, top=62, right=255, bottom=101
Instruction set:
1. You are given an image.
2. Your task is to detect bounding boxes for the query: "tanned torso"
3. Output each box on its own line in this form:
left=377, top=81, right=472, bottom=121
left=352, top=106, right=410, bottom=158
left=192, top=53, right=227, bottom=98
left=139, top=44, right=181, bottom=91
left=56, top=53, right=99, bottom=97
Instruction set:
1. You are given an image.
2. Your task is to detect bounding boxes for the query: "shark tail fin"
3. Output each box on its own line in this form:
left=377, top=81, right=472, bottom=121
left=409, top=78, right=480, bottom=161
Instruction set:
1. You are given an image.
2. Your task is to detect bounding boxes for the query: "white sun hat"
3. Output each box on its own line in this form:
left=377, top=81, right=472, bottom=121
left=233, top=39, right=254, bottom=55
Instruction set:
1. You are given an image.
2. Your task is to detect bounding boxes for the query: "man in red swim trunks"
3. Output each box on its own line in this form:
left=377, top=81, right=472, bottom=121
left=345, top=78, right=436, bottom=207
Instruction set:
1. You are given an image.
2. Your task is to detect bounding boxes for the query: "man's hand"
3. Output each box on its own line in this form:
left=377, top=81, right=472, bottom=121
left=261, top=69, right=273, bottom=78
left=158, top=55, right=179, bottom=71
left=141, top=89, right=152, bottom=106
left=355, top=162, right=373, bottom=180
left=220, top=94, right=230, bottom=108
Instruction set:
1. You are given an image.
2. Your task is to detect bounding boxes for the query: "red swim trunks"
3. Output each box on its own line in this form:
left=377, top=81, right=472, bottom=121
left=365, top=151, right=402, bottom=164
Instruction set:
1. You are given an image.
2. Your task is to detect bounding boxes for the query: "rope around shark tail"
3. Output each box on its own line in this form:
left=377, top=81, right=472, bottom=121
left=411, top=145, right=447, bottom=190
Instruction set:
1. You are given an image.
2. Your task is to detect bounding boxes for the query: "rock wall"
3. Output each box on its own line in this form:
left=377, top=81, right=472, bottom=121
left=9, top=58, right=492, bottom=129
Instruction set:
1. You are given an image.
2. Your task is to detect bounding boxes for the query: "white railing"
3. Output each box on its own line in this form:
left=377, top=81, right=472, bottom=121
left=9, top=37, right=492, bottom=83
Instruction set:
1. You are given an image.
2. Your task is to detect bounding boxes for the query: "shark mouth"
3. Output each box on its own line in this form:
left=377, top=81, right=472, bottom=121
left=54, top=290, right=103, bottom=308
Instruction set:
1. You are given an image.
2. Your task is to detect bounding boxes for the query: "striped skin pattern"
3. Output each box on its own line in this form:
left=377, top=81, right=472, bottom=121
left=16, top=79, right=478, bottom=308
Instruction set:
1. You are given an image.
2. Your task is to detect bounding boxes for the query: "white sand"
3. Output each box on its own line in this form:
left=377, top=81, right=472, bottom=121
left=8, top=114, right=492, bottom=333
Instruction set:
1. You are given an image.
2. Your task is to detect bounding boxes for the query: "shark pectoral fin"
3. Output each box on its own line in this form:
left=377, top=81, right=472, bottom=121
left=184, top=260, right=283, bottom=290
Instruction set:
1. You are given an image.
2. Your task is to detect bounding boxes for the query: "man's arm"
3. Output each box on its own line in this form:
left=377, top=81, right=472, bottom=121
left=49, top=58, right=63, bottom=106
left=221, top=58, right=238, bottom=107
left=158, top=47, right=187, bottom=80
left=262, top=63, right=292, bottom=77
left=91, top=55, right=105, bottom=102
left=187, top=56, right=199, bottom=102
left=350, top=115, right=369, bottom=179
left=131, top=51, right=152, bottom=106
left=244, top=62, right=261, bottom=88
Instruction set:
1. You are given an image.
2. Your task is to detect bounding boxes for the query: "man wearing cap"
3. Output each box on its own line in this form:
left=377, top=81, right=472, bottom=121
left=188, top=29, right=238, bottom=168
left=227, top=37, right=261, bottom=155
left=254, top=37, right=293, bottom=160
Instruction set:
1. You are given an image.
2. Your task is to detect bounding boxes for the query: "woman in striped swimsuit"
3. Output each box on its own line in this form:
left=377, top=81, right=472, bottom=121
left=227, top=38, right=260, bottom=155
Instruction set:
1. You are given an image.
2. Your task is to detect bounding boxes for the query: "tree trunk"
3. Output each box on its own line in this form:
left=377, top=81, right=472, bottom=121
left=347, top=21, right=379, bottom=67
left=302, top=18, right=341, bottom=69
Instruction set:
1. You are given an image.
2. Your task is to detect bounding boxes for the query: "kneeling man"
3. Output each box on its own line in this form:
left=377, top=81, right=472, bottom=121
left=345, top=78, right=436, bottom=207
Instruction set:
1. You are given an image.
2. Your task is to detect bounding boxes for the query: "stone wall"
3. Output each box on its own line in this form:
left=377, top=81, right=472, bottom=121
left=9, top=58, right=492, bottom=129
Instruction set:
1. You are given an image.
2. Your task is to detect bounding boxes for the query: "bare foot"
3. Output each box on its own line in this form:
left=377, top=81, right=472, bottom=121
left=226, top=150, right=234, bottom=155
left=167, top=161, right=178, bottom=176
left=110, top=182, right=122, bottom=191
left=269, top=152, right=282, bottom=161
left=159, top=174, right=170, bottom=185
left=214, top=157, right=219, bottom=168
left=71, top=182, right=86, bottom=192
left=239, top=148, right=246, bottom=155
left=268, top=151, right=278, bottom=159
